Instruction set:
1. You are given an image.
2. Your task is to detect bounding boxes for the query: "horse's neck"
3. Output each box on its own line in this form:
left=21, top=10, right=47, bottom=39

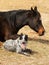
left=16, top=22, right=27, bottom=30
left=16, top=12, right=29, bottom=31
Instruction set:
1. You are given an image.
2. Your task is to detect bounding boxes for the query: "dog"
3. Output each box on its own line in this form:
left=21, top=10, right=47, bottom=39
left=3, top=33, right=28, bottom=55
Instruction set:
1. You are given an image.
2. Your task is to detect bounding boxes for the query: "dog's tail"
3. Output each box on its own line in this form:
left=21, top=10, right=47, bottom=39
left=0, top=42, right=3, bottom=48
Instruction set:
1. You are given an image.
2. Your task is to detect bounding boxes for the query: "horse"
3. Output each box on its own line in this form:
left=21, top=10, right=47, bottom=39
left=0, top=6, right=45, bottom=42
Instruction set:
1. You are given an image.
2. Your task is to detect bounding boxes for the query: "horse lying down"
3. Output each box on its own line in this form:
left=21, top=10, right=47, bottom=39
left=3, top=33, right=29, bottom=55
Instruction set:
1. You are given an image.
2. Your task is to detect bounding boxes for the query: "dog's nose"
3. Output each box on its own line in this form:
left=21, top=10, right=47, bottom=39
left=22, top=42, right=25, bottom=44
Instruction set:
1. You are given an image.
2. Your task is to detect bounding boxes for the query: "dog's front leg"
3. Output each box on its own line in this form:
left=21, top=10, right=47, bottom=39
left=16, top=45, right=22, bottom=53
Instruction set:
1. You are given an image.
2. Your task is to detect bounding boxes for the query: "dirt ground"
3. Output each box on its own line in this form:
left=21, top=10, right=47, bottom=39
left=0, top=0, right=49, bottom=65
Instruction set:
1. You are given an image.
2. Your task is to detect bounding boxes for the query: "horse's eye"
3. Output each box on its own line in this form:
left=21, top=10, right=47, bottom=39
left=38, top=20, right=42, bottom=24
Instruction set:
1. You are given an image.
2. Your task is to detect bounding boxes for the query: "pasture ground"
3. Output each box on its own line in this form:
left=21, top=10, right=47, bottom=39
left=0, top=0, right=49, bottom=65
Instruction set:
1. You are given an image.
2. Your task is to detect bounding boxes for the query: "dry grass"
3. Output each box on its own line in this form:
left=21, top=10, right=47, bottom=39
left=0, top=0, right=49, bottom=65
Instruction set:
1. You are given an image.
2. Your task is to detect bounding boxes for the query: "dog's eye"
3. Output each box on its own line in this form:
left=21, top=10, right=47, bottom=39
left=25, top=35, right=28, bottom=41
left=20, top=33, right=23, bottom=40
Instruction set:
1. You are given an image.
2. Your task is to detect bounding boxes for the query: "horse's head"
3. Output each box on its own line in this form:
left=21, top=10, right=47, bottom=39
left=27, top=6, right=45, bottom=36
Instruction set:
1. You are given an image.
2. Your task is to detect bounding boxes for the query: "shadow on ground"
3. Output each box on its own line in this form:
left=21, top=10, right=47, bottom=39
left=29, top=37, right=49, bottom=44
left=23, top=48, right=38, bottom=55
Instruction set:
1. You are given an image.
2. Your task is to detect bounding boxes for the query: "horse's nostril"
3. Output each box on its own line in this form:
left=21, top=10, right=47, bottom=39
left=42, top=31, right=44, bottom=35
left=42, top=30, right=45, bottom=35
left=39, top=30, right=45, bottom=36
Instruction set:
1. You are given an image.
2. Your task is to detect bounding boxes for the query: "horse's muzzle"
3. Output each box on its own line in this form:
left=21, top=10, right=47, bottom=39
left=38, top=27, right=45, bottom=36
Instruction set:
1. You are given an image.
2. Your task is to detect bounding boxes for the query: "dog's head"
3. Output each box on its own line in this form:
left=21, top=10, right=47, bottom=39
left=19, top=33, right=28, bottom=50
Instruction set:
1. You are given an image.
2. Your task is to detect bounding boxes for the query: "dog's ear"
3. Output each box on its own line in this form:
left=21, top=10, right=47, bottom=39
left=21, top=33, right=23, bottom=36
left=25, top=35, right=28, bottom=41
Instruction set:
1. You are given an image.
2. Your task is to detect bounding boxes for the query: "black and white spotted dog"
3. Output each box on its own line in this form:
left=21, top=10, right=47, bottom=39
left=4, top=33, right=28, bottom=55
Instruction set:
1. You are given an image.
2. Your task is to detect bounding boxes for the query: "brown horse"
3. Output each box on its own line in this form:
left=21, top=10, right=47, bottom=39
left=0, top=6, right=45, bottom=42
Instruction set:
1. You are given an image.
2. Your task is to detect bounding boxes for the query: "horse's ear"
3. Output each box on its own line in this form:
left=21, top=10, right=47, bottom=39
left=27, top=7, right=35, bottom=17
left=27, top=7, right=33, bottom=17
left=34, top=6, right=37, bottom=11
left=31, top=7, right=35, bottom=13
left=31, top=7, right=33, bottom=11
